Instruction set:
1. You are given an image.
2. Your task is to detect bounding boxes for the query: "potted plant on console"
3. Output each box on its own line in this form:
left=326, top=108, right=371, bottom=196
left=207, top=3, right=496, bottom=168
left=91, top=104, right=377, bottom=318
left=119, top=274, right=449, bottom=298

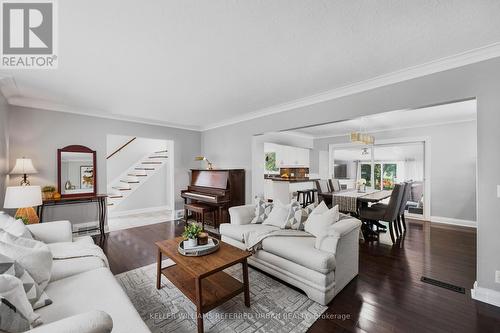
left=182, top=223, right=203, bottom=248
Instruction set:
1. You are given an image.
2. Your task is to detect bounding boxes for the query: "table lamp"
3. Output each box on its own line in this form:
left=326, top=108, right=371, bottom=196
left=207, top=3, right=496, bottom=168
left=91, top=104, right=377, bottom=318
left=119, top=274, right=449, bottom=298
left=194, top=156, right=214, bottom=170
left=10, top=158, right=38, bottom=186
left=3, top=186, right=42, bottom=224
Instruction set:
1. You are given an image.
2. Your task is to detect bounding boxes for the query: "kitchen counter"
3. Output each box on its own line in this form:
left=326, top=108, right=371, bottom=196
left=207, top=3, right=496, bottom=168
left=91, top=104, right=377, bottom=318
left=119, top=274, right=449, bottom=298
left=265, top=177, right=319, bottom=183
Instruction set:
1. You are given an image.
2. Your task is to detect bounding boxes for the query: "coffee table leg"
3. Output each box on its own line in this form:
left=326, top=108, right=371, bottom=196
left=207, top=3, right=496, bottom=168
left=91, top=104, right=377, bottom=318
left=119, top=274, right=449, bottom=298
left=156, top=248, right=162, bottom=289
left=195, top=277, right=204, bottom=333
left=242, top=259, right=250, bottom=307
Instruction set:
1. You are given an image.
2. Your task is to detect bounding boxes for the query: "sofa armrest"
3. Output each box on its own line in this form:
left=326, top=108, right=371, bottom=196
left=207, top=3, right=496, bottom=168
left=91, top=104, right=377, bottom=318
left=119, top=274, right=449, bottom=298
left=27, top=310, right=113, bottom=333
left=27, top=221, right=73, bottom=244
left=228, top=204, right=255, bottom=225
left=315, top=218, right=362, bottom=254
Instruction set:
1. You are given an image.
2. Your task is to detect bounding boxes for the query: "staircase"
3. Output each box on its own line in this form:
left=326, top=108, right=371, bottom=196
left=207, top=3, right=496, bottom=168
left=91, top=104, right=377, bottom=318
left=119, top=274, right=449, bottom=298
left=107, top=150, right=168, bottom=212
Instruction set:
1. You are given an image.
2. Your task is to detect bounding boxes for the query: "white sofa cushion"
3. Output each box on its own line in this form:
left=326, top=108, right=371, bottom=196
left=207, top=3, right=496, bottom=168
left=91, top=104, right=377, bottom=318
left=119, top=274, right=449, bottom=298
left=220, top=223, right=279, bottom=242
left=261, top=236, right=335, bottom=274
left=50, top=257, right=106, bottom=282
left=36, top=268, right=150, bottom=333
left=27, top=310, right=113, bottom=333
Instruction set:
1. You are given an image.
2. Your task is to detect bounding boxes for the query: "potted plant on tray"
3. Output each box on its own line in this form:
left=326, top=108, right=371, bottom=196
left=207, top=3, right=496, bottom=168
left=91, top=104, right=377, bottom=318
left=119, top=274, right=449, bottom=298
left=182, top=223, right=203, bottom=248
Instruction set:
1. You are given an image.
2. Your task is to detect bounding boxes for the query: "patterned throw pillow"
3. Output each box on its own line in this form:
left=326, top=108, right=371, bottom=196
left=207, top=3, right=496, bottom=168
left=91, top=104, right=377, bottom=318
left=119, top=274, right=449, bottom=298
left=0, top=253, right=52, bottom=310
left=284, top=200, right=302, bottom=229
left=0, top=297, right=31, bottom=333
left=263, top=201, right=301, bottom=229
left=250, top=197, right=273, bottom=224
left=293, top=202, right=317, bottom=230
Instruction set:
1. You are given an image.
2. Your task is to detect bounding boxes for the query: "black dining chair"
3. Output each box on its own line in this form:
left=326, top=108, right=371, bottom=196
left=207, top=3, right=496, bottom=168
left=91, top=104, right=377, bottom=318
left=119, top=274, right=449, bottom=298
left=359, top=183, right=405, bottom=243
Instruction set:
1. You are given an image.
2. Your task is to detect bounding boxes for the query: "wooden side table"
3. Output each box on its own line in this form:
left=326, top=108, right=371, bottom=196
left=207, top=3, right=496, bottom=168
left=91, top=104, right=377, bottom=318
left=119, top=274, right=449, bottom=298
left=155, top=237, right=251, bottom=333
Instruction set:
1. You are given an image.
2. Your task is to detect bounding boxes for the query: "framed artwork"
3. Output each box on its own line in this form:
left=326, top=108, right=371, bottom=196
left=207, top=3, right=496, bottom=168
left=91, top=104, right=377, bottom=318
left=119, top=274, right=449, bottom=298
left=80, top=166, right=94, bottom=189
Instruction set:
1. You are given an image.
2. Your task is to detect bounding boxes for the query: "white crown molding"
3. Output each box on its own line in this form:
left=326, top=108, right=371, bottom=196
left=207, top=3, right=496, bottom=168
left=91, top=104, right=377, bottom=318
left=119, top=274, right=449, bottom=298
left=472, top=281, right=500, bottom=308
left=309, top=117, right=477, bottom=139
left=7, top=96, right=202, bottom=131
left=201, top=42, right=500, bottom=131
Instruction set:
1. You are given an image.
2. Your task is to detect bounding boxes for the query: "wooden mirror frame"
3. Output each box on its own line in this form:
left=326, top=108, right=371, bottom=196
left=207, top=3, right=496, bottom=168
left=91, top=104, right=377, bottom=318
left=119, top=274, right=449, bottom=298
left=57, top=145, right=97, bottom=198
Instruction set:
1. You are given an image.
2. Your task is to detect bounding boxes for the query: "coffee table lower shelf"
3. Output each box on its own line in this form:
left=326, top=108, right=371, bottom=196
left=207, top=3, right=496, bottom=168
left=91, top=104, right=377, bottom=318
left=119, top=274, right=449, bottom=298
left=161, top=264, right=244, bottom=313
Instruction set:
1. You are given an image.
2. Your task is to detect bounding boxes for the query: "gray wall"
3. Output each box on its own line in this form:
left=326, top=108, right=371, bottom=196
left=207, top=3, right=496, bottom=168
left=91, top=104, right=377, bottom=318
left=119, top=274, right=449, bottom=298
left=0, top=95, right=8, bottom=207
left=7, top=106, right=201, bottom=225
left=202, top=57, right=500, bottom=293
left=311, top=120, right=477, bottom=222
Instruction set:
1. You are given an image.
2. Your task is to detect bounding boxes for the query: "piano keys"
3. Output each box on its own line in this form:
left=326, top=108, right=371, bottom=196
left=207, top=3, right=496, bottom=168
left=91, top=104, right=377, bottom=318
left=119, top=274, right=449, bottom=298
left=181, top=169, right=245, bottom=227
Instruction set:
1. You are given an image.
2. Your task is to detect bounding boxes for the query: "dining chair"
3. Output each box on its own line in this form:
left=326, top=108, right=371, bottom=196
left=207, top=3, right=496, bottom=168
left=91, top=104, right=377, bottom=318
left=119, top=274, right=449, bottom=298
left=359, top=183, right=405, bottom=243
left=398, top=182, right=412, bottom=232
left=328, top=178, right=341, bottom=192
left=315, top=180, right=332, bottom=207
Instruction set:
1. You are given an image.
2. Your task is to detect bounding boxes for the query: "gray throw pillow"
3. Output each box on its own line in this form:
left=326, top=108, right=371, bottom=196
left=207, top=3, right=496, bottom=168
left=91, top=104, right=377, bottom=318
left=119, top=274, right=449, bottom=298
left=0, top=297, right=31, bottom=333
left=0, top=253, right=52, bottom=310
left=250, top=197, right=273, bottom=224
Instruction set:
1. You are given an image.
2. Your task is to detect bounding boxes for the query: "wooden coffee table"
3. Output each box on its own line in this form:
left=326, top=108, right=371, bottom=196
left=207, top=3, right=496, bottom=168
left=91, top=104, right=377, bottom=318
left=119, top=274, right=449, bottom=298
left=155, top=237, right=252, bottom=333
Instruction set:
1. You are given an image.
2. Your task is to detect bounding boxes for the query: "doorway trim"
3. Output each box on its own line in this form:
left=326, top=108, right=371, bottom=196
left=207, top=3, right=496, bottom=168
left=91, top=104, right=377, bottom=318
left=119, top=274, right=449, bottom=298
left=329, top=135, right=431, bottom=220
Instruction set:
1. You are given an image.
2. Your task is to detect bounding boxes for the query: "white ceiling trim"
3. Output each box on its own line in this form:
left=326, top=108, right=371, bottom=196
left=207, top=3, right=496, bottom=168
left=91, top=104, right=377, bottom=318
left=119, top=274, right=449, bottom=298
left=5, top=96, right=202, bottom=131
left=202, top=42, right=500, bottom=131
left=306, top=117, right=476, bottom=140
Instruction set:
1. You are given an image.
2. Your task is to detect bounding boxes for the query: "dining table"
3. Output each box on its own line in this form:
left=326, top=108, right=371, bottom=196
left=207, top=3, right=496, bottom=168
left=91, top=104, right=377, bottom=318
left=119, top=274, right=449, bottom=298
left=320, top=189, right=393, bottom=215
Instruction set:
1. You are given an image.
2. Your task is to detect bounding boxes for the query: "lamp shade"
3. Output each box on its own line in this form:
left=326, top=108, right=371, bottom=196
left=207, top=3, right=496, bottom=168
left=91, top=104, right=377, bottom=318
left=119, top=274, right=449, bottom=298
left=10, top=158, right=37, bottom=174
left=4, top=186, right=42, bottom=208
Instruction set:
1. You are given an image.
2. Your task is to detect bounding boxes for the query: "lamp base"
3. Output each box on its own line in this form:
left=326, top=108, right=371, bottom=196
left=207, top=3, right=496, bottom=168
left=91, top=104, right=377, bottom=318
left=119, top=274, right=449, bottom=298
left=15, top=207, right=39, bottom=224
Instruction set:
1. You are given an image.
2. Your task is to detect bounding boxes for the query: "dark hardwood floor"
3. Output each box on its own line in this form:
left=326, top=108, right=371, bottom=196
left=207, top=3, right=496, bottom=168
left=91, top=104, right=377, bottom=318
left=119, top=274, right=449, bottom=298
left=95, top=219, right=500, bottom=333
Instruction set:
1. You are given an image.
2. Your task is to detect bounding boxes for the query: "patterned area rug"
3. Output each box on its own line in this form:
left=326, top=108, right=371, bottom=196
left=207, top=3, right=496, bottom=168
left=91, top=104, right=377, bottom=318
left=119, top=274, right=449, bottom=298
left=116, top=260, right=327, bottom=332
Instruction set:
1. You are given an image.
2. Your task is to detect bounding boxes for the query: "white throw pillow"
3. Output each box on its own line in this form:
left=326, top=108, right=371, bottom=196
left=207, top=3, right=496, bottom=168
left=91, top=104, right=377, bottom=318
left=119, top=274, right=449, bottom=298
left=250, top=197, right=273, bottom=224
left=263, top=201, right=300, bottom=229
left=0, top=212, right=33, bottom=239
left=0, top=231, right=53, bottom=290
left=304, top=204, right=340, bottom=237
left=0, top=275, right=42, bottom=331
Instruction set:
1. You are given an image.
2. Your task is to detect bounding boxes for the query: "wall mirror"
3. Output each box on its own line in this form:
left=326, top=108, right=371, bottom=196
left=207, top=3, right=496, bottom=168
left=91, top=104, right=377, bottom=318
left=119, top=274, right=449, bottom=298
left=57, top=145, right=97, bottom=197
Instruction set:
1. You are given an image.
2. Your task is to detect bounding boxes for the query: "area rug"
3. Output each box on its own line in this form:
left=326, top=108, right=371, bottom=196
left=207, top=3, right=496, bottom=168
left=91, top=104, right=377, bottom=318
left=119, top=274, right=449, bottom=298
left=116, top=260, right=327, bottom=332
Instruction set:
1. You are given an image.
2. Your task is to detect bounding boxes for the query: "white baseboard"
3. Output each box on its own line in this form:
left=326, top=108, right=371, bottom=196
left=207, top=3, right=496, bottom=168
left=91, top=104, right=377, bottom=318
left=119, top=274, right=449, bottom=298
left=109, top=205, right=171, bottom=218
left=430, top=216, right=477, bottom=228
left=72, top=220, right=109, bottom=233
left=471, top=281, right=500, bottom=307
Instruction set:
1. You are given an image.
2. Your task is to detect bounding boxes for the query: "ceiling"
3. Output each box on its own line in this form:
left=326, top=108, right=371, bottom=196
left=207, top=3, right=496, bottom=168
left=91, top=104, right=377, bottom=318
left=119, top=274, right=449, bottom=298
left=286, top=99, right=477, bottom=138
left=0, top=1, right=499, bottom=130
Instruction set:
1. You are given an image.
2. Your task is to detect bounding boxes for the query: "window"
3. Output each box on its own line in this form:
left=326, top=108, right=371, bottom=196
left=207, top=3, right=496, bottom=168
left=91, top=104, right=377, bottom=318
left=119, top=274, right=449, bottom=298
left=360, top=164, right=372, bottom=187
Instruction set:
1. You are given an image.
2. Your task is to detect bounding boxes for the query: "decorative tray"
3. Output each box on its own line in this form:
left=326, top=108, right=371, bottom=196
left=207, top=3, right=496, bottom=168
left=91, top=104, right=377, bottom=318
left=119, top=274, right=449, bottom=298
left=178, top=238, right=220, bottom=257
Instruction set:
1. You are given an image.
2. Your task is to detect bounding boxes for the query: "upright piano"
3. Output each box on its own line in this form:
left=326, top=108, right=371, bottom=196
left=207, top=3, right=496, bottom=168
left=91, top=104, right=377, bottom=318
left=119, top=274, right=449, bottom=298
left=181, top=169, right=245, bottom=226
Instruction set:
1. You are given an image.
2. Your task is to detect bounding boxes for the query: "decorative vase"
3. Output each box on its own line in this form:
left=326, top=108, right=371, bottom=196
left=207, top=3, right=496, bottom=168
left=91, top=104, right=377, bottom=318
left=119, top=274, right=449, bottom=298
left=198, top=232, right=208, bottom=245
left=185, top=238, right=197, bottom=248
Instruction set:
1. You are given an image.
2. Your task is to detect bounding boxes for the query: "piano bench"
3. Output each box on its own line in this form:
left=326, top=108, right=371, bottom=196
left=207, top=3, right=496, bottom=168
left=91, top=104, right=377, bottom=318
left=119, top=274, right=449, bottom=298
left=184, top=203, right=217, bottom=230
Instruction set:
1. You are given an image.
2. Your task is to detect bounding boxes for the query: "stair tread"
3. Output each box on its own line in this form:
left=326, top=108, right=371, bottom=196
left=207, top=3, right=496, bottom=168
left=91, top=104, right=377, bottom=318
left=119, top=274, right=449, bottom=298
left=108, top=195, right=123, bottom=199
left=149, top=156, right=168, bottom=158
left=135, top=167, right=155, bottom=170
left=154, top=150, right=168, bottom=153
left=120, top=180, right=140, bottom=183
left=112, top=187, right=131, bottom=191
left=142, top=162, right=162, bottom=164
left=128, top=174, right=147, bottom=177
left=107, top=203, right=114, bottom=206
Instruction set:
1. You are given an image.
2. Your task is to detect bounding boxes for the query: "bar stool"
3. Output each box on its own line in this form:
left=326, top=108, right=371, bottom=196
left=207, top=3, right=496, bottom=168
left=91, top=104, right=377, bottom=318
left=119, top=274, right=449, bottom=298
left=297, top=189, right=315, bottom=208
left=184, top=203, right=217, bottom=230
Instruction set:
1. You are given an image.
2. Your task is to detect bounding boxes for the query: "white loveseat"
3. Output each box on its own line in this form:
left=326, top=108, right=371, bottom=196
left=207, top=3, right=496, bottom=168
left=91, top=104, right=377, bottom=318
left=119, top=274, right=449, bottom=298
left=220, top=204, right=362, bottom=305
left=22, top=221, right=150, bottom=333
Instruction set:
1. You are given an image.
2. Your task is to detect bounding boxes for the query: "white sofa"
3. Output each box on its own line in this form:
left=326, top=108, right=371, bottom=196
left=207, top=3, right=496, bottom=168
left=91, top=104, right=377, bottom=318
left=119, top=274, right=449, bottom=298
left=21, top=221, right=150, bottom=333
left=220, top=204, right=362, bottom=305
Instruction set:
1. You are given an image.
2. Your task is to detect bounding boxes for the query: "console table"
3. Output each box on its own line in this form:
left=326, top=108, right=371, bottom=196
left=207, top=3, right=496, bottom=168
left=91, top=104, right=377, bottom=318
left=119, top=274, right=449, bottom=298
left=36, top=194, right=107, bottom=237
